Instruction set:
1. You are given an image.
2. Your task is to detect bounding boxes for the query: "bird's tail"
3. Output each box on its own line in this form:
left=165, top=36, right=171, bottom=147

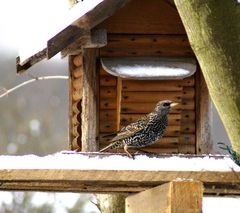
left=99, top=141, right=122, bottom=152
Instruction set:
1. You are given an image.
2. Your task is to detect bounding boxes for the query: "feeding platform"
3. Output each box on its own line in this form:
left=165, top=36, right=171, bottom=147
left=0, top=152, right=239, bottom=195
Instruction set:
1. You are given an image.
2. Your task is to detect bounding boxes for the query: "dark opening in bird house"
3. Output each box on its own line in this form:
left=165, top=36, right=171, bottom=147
left=101, top=57, right=197, bottom=80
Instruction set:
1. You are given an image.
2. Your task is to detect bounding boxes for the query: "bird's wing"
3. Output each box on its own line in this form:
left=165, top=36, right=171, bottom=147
left=109, top=114, right=150, bottom=142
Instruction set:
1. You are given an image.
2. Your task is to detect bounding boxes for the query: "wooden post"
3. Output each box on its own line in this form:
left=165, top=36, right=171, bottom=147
left=81, top=48, right=99, bottom=152
left=195, top=68, right=213, bottom=154
left=126, top=180, right=203, bottom=213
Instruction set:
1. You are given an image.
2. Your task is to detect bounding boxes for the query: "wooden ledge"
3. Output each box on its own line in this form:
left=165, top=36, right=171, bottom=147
left=0, top=153, right=239, bottom=195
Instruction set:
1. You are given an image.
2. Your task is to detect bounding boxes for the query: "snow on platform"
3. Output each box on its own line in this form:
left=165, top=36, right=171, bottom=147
left=0, top=152, right=239, bottom=194
left=0, top=151, right=239, bottom=172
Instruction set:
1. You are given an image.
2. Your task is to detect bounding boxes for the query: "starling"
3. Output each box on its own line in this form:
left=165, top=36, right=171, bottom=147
left=100, top=100, right=178, bottom=158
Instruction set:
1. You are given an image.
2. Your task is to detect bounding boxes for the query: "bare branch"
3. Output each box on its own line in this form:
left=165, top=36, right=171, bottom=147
left=0, top=75, right=68, bottom=99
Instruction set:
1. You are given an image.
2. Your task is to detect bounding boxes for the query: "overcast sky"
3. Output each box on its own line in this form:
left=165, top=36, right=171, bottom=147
left=0, top=0, right=103, bottom=60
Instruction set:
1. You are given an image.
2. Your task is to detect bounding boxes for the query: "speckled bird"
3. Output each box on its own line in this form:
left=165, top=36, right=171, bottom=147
left=99, top=100, right=178, bottom=158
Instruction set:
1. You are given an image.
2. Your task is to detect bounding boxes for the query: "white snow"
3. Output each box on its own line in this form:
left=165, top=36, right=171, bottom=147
left=203, top=197, right=240, bottom=213
left=0, top=152, right=239, bottom=172
left=111, top=65, right=190, bottom=78
left=0, top=0, right=103, bottom=61
left=101, top=57, right=196, bottom=79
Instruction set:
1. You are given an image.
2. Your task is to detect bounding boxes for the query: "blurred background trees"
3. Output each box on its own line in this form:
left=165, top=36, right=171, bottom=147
left=0, top=45, right=99, bottom=213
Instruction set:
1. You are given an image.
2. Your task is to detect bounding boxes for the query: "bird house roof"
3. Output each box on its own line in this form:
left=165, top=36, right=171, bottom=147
left=16, top=0, right=130, bottom=73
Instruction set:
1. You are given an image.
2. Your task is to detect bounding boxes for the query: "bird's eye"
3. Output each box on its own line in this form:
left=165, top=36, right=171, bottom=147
left=163, top=102, right=170, bottom=107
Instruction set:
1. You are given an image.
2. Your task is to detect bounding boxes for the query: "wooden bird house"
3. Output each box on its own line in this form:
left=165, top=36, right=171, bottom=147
left=4, top=1, right=239, bottom=211
left=17, top=0, right=212, bottom=155
left=67, top=0, right=212, bottom=155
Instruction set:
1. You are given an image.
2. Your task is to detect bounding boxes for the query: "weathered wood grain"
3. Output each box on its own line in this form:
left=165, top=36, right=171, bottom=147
left=81, top=49, right=98, bottom=151
left=126, top=180, right=203, bottom=213
left=47, top=0, right=130, bottom=58
left=121, top=91, right=182, bottom=103
left=122, top=80, right=182, bottom=92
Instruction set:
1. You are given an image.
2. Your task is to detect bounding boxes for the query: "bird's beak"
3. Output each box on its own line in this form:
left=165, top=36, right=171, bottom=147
left=170, top=102, right=178, bottom=108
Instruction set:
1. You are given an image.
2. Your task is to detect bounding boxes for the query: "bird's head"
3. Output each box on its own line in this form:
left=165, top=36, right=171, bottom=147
left=154, top=100, right=178, bottom=115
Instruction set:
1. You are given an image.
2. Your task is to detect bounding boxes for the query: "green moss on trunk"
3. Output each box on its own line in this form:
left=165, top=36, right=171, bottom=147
left=174, top=0, right=240, bottom=154
left=97, top=194, right=126, bottom=213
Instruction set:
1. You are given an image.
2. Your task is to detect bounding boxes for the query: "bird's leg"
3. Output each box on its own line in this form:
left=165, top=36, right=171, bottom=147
left=124, top=144, right=134, bottom=159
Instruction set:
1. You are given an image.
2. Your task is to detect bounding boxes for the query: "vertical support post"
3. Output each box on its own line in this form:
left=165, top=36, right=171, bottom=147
left=68, top=55, right=74, bottom=149
left=126, top=180, right=203, bottom=213
left=195, top=68, right=213, bottom=154
left=81, top=48, right=99, bottom=152
left=116, top=77, right=122, bottom=131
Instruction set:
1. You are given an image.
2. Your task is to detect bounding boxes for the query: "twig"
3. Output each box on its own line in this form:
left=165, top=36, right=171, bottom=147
left=0, top=75, right=68, bottom=99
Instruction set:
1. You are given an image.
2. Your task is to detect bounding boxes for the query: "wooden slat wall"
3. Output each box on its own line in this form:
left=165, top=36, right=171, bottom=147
left=99, top=68, right=118, bottom=134
left=68, top=0, right=199, bottom=154
left=96, top=0, right=186, bottom=34
left=100, top=34, right=194, bottom=57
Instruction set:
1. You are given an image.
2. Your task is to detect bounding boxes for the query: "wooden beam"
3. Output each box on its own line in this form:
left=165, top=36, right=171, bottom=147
left=47, top=0, right=130, bottom=59
left=126, top=180, right=203, bottom=213
left=195, top=69, right=213, bottom=154
left=61, top=29, right=107, bottom=58
left=16, top=48, right=47, bottom=74
left=0, top=154, right=239, bottom=195
left=81, top=49, right=99, bottom=151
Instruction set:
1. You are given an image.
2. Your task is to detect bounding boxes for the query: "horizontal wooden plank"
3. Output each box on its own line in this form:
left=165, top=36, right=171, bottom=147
left=99, top=33, right=195, bottom=58
left=179, top=134, right=196, bottom=145
left=106, top=34, right=191, bottom=49
left=100, top=86, right=117, bottom=99
left=178, top=144, right=196, bottom=154
left=120, top=114, right=181, bottom=126
left=181, top=110, right=195, bottom=122
left=183, top=76, right=195, bottom=87
left=0, top=154, right=239, bottom=195
left=97, top=0, right=186, bottom=34
left=122, top=80, right=182, bottom=91
left=182, top=87, right=195, bottom=99
left=100, top=110, right=117, bottom=121
left=99, top=67, right=111, bottom=76
left=122, top=91, right=182, bottom=103
left=100, top=121, right=117, bottom=133
left=180, top=122, right=195, bottom=133
left=120, top=101, right=195, bottom=113
left=182, top=99, right=195, bottom=110
left=100, top=48, right=194, bottom=57
left=100, top=99, right=117, bottom=109
left=100, top=75, right=117, bottom=86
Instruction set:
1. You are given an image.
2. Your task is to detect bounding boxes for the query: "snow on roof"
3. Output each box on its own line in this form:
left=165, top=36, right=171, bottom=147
left=0, top=152, right=239, bottom=172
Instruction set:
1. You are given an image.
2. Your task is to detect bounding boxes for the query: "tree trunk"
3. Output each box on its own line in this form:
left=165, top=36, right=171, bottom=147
left=96, top=194, right=126, bottom=213
left=174, top=0, right=240, bottom=154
